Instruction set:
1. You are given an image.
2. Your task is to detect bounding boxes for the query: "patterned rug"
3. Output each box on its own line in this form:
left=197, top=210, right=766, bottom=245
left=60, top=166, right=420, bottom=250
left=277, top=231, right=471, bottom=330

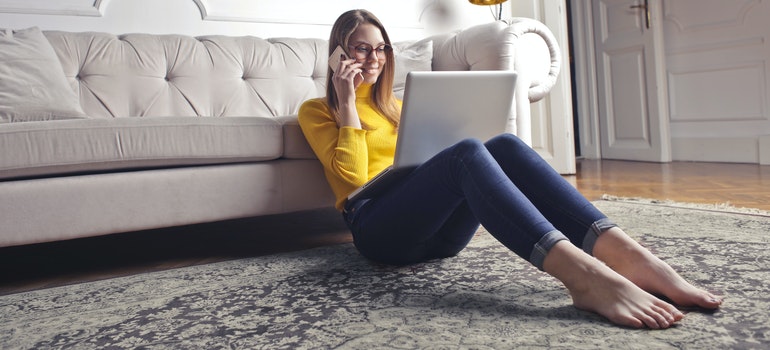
left=1, top=199, right=769, bottom=349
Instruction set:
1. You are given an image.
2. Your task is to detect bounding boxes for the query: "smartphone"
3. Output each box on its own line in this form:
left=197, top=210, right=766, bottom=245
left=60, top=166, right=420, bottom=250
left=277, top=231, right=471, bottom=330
left=328, top=45, right=348, bottom=72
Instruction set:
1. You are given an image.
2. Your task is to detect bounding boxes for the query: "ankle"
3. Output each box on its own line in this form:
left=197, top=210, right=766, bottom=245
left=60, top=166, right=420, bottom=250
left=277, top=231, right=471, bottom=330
left=543, top=241, right=605, bottom=291
left=592, top=228, right=648, bottom=265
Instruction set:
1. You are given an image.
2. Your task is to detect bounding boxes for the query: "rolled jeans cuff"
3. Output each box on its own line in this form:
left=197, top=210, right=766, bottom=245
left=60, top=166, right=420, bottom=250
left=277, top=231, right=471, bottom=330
left=581, top=218, right=619, bottom=256
left=530, top=230, right=569, bottom=271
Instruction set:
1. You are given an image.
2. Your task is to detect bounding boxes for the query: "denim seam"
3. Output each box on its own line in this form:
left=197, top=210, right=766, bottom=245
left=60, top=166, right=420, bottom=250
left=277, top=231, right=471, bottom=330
left=523, top=189, right=612, bottom=255
left=581, top=218, right=618, bottom=255
left=530, top=230, right=569, bottom=271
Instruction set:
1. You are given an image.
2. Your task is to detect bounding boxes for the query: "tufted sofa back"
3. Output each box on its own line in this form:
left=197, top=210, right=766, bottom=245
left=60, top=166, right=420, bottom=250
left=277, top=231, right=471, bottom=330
left=41, top=18, right=561, bottom=135
left=44, top=31, right=328, bottom=119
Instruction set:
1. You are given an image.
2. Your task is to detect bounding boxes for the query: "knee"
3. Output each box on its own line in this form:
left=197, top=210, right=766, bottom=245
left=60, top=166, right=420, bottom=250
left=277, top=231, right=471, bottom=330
left=485, top=133, right=530, bottom=155
left=486, top=133, right=526, bottom=148
left=451, top=138, right=487, bottom=158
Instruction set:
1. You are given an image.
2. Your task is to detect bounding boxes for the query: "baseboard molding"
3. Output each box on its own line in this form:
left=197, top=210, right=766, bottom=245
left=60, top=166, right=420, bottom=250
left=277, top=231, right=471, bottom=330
left=672, top=137, right=764, bottom=164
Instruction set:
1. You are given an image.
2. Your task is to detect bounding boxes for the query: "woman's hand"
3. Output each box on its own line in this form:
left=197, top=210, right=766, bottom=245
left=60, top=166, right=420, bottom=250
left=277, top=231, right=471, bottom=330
left=332, top=55, right=364, bottom=128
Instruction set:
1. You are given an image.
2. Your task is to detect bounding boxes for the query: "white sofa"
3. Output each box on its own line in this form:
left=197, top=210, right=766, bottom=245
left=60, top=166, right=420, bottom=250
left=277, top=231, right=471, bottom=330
left=0, top=18, right=560, bottom=247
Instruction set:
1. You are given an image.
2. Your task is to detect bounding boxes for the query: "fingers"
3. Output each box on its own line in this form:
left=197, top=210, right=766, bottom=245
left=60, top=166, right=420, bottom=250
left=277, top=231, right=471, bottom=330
left=332, top=59, right=363, bottom=101
left=335, top=58, right=362, bottom=82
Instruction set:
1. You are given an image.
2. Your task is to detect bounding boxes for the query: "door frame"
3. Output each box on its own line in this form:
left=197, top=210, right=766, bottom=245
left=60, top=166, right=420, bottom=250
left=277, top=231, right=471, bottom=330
left=569, top=0, right=602, bottom=159
left=510, top=0, right=577, bottom=174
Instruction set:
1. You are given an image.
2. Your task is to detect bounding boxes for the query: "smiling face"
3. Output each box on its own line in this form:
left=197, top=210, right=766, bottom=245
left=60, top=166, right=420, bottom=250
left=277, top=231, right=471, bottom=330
left=326, top=10, right=398, bottom=123
left=346, top=23, right=387, bottom=85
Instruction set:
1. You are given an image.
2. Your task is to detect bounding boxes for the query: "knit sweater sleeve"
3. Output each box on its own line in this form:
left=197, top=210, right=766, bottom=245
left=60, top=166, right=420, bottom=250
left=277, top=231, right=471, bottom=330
left=298, top=98, right=370, bottom=209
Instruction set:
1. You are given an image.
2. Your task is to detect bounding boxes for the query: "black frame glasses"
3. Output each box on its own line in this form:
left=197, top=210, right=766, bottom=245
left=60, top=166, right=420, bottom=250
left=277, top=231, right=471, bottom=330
left=347, top=43, right=392, bottom=59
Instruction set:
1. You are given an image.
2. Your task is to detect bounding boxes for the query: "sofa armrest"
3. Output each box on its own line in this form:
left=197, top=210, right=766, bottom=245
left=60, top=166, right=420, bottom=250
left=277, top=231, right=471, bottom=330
left=425, top=18, right=562, bottom=144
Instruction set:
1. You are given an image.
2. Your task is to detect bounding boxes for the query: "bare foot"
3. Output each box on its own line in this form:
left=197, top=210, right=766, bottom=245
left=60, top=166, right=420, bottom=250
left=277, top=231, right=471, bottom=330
left=544, top=241, right=684, bottom=329
left=593, top=227, right=723, bottom=310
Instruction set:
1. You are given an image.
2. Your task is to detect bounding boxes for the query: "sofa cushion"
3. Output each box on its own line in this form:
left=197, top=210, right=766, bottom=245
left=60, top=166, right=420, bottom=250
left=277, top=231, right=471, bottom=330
left=44, top=31, right=215, bottom=119
left=203, top=36, right=328, bottom=119
left=392, top=40, right=433, bottom=99
left=0, top=27, right=86, bottom=123
left=0, top=117, right=282, bottom=180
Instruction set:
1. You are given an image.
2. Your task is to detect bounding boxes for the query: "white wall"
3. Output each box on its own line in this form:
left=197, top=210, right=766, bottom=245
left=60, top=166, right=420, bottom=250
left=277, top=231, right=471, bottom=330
left=0, top=0, right=508, bottom=41
left=663, top=0, right=770, bottom=164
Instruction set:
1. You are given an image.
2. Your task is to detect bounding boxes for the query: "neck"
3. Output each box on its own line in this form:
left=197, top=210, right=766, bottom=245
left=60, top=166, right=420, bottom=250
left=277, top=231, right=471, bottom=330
left=357, top=83, right=374, bottom=98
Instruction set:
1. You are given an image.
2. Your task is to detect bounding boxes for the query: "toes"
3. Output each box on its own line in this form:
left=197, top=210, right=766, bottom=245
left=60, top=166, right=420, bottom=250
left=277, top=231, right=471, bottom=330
left=649, top=305, right=676, bottom=329
left=613, top=312, right=645, bottom=329
left=671, top=306, right=685, bottom=321
left=699, top=293, right=724, bottom=309
left=657, top=300, right=685, bottom=321
left=637, top=311, right=663, bottom=329
left=625, top=317, right=645, bottom=329
left=675, top=289, right=723, bottom=309
left=629, top=302, right=682, bottom=330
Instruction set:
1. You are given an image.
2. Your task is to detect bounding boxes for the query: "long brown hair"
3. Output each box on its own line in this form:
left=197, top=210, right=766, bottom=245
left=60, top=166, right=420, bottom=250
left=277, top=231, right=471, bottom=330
left=326, top=9, right=401, bottom=128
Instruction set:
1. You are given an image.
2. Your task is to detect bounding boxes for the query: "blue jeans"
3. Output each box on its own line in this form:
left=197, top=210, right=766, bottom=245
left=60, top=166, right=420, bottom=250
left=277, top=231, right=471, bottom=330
left=343, top=134, right=616, bottom=270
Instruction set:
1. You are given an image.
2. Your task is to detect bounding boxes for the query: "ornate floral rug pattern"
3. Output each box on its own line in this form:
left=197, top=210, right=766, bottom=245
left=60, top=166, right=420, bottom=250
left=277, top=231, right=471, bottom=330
left=1, top=199, right=769, bottom=349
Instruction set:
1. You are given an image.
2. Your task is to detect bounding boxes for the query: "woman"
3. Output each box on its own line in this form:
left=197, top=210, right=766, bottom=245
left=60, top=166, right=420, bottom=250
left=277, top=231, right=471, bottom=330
left=298, top=9, right=722, bottom=329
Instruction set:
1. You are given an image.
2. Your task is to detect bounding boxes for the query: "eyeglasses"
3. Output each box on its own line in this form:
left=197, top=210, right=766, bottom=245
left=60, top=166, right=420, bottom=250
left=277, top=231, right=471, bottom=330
left=347, top=43, right=392, bottom=60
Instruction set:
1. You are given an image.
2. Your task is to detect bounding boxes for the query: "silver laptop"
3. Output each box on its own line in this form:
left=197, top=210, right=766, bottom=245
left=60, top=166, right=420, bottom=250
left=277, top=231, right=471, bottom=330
left=347, top=70, right=517, bottom=201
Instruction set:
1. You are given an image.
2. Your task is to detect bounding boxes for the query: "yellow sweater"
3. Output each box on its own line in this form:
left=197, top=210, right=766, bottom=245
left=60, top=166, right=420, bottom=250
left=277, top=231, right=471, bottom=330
left=298, top=84, right=400, bottom=210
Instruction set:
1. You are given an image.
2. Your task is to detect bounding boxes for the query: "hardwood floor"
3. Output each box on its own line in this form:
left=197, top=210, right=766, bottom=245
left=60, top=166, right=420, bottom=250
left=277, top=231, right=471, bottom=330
left=1, top=159, right=768, bottom=295
left=567, top=159, right=770, bottom=211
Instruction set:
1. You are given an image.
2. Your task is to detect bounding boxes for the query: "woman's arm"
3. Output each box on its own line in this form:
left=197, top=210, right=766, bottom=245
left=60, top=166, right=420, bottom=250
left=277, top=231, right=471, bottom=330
left=331, top=56, right=365, bottom=129
left=298, top=99, right=370, bottom=188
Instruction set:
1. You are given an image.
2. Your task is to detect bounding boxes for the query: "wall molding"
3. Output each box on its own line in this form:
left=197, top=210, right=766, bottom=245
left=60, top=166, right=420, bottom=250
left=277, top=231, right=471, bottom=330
left=668, top=61, right=766, bottom=123
left=0, top=0, right=426, bottom=29
left=193, top=0, right=422, bottom=28
left=664, top=0, right=758, bottom=33
left=0, top=0, right=104, bottom=16
left=666, top=37, right=763, bottom=56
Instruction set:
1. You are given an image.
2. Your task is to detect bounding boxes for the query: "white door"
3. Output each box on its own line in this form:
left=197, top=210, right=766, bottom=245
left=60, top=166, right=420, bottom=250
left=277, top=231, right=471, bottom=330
left=592, top=0, right=671, bottom=162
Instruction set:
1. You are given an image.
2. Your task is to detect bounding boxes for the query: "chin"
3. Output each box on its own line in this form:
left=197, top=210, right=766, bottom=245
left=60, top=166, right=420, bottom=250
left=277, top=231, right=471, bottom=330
left=362, top=67, right=382, bottom=80
left=363, top=74, right=380, bottom=85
